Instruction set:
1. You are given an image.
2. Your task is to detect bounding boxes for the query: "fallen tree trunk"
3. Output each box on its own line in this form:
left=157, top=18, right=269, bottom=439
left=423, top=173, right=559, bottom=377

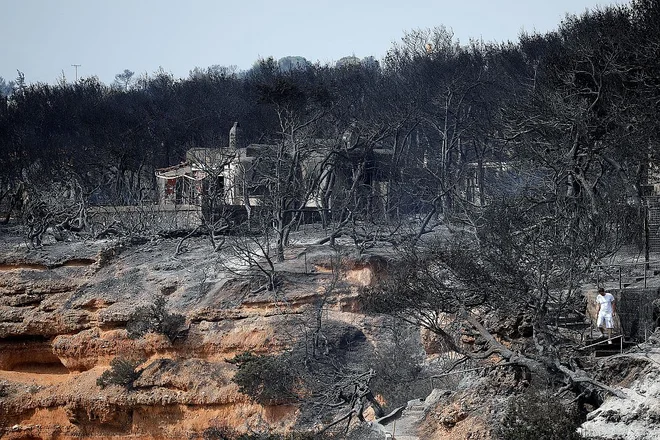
left=464, top=313, right=627, bottom=399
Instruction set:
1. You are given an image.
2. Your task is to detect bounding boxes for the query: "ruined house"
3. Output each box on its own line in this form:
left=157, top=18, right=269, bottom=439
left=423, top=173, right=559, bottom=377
left=154, top=122, right=395, bottom=218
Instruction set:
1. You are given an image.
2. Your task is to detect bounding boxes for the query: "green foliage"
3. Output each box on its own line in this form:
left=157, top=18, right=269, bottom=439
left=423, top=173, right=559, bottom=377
left=228, top=352, right=299, bottom=405
left=497, top=389, right=584, bottom=440
left=126, top=296, right=186, bottom=342
left=96, top=357, right=143, bottom=390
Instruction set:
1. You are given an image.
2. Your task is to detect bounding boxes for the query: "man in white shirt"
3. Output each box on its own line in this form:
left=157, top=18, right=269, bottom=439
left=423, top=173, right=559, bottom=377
left=596, top=287, right=616, bottom=344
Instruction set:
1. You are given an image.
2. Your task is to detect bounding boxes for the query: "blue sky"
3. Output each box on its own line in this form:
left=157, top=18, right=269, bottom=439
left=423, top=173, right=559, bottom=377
left=2, top=0, right=630, bottom=85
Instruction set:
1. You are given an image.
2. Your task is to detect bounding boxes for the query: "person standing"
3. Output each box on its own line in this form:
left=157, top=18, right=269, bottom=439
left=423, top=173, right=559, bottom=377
left=596, top=287, right=616, bottom=344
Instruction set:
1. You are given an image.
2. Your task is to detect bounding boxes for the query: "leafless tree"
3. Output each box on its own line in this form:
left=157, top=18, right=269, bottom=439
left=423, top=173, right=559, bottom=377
left=361, top=235, right=626, bottom=400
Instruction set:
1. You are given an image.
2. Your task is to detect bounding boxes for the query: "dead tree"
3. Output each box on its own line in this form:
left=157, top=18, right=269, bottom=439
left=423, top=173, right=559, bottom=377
left=361, top=240, right=628, bottom=402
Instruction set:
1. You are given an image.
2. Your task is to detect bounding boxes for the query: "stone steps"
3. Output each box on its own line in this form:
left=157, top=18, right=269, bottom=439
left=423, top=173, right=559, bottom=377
left=379, top=401, right=426, bottom=440
left=559, top=321, right=591, bottom=329
left=390, top=405, right=425, bottom=439
left=595, top=348, right=624, bottom=357
left=582, top=335, right=636, bottom=357
left=545, top=308, right=590, bottom=329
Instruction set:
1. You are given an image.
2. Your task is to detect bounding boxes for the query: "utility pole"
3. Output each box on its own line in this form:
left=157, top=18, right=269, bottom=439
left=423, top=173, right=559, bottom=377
left=71, top=64, right=81, bottom=81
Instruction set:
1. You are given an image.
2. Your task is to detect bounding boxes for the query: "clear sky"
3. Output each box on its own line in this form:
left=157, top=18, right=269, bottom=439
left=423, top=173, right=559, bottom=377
left=2, top=0, right=631, bottom=85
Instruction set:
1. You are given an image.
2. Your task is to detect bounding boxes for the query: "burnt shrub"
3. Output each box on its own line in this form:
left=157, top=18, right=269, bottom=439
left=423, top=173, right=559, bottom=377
left=96, top=357, right=143, bottom=390
left=235, top=434, right=325, bottom=440
left=203, top=426, right=238, bottom=439
left=371, top=321, right=428, bottom=410
left=228, top=351, right=298, bottom=405
left=126, top=296, right=185, bottom=342
left=497, top=388, right=584, bottom=440
left=203, top=427, right=327, bottom=440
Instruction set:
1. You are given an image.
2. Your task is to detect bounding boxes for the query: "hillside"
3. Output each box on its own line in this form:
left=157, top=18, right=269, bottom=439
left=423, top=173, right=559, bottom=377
left=0, top=230, right=411, bottom=438
left=1, top=229, right=660, bottom=439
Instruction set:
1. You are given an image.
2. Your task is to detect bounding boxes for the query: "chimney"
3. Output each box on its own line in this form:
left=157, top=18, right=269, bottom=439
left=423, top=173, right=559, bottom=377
left=229, top=121, right=240, bottom=150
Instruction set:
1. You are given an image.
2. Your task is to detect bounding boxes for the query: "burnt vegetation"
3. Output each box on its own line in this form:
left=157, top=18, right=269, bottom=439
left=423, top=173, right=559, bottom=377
left=125, top=296, right=186, bottom=342
left=498, top=388, right=585, bottom=440
left=96, top=357, right=144, bottom=390
left=228, top=319, right=390, bottom=433
left=3, top=0, right=660, bottom=437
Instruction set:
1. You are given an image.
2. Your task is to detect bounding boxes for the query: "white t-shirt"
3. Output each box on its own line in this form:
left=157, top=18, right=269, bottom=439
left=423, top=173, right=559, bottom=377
left=596, top=293, right=615, bottom=315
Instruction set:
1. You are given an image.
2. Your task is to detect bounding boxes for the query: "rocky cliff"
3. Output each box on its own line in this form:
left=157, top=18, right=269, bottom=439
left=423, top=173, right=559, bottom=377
left=0, top=233, right=390, bottom=439
left=2, top=232, right=660, bottom=440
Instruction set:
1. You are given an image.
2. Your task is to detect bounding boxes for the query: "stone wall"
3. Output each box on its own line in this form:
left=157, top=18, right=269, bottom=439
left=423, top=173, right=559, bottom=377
left=88, top=204, right=202, bottom=232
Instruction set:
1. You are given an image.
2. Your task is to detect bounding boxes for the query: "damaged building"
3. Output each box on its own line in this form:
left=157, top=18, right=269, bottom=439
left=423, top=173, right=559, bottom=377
left=154, top=122, right=396, bottom=221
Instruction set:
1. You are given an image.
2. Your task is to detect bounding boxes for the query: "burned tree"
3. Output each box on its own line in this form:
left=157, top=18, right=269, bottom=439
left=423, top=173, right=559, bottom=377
left=361, top=230, right=626, bottom=402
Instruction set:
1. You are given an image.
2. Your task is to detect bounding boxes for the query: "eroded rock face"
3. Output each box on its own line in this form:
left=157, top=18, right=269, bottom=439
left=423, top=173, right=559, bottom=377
left=0, top=236, right=387, bottom=439
left=580, top=352, right=660, bottom=439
